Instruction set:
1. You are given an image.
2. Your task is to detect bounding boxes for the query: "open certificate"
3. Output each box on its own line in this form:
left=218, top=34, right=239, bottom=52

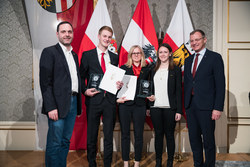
left=117, top=75, right=137, bottom=100
left=99, top=64, right=125, bottom=95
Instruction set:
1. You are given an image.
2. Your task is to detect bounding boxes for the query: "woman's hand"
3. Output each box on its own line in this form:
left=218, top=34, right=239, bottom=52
left=175, top=113, right=182, bottom=121
left=147, top=95, right=155, bottom=102
left=116, top=81, right=123, bottom=90
left=116, top=97, right=128, bottom=103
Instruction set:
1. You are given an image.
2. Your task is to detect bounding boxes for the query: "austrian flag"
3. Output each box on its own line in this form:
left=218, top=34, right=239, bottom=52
left=119, top=0, right=158, bottom=67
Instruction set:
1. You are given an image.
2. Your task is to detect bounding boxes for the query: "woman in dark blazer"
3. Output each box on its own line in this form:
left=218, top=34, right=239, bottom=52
left=147, top=43, right=182, bottom=167
left=117, top=45, right=151, bottom=167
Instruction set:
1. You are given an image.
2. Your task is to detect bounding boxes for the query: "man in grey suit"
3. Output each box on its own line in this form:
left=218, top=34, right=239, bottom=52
left=184, top=29, right=225, bottom=167
left=40, top=21, right=82, bottom=167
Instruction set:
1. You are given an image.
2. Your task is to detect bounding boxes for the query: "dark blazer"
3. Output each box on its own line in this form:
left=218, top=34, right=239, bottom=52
left=184, top=49, right=225, bottom=111
left=149, top=65, right=183, bottom=114
left=119, top=65, right=151, bottom=106
left=80, top=48, right=119, bottom=106
left=40, top=43, right=82, bottom=118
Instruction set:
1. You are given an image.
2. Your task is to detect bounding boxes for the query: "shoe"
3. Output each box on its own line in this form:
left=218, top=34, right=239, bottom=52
left=155, top=159, right=162, bottom=167
left=167, top=160, right=173, bottom=167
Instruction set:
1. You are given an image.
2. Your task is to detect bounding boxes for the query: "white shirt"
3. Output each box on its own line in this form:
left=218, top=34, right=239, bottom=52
left=96, top=47, right=111, bottom=70
left=191, top=48, right=206, bottom=74
left=59, top=42, right=78, bottom=92
left=153, top=68, right=170, bottom=108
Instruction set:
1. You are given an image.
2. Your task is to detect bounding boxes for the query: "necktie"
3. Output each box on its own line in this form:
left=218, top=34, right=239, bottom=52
left=101, top=52, right=106, bottom=73
left=192, top=53, right=200, bottom=78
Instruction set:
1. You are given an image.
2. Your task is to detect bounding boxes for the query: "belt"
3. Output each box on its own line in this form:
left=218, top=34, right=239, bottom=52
left=72, top=91, right=78, bottom=96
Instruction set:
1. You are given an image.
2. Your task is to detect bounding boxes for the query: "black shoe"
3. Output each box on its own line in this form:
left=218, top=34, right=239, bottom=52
left=167, top=160, right=173, bottom=167
left=155, top=159, right=162, bottom=167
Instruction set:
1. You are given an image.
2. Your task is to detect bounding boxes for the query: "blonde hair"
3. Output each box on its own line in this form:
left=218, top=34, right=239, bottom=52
left=98, top=26, right=113, bottom=35
left=125, top=45, right=146, bottom=68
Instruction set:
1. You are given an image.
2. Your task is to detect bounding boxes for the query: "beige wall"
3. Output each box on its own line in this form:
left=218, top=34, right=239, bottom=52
left=0, top=122, right=35, bottom=150
left=214, top=0, right=250, bottom=153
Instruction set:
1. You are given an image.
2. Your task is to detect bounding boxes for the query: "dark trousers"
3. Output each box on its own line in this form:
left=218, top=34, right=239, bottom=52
left=186, top=96, right=216, bottom=167
left=119, top=104, right=146, bottom=161
left=150, top=108, right=176, bottom=161
left=45, top=96, right=77, bottom=167
left=87, top=98, right=116, bottom=167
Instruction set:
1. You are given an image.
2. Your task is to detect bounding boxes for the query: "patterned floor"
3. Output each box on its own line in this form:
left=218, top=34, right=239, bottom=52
left=216, top=160, right=250, bottom=167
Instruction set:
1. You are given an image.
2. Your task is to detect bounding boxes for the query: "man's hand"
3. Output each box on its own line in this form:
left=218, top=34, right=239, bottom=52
left=48, top=109, right=58, bottom=121
left=84, top=88, right=100, bottom=97
left=116, top=81, right=123, bottom=90
left=211, top=109, right=222, bottom=120
left=147, top=95, right=155, bottom=102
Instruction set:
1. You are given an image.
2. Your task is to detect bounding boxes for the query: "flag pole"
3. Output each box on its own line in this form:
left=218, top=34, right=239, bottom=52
left=174, top=121, right=188, bottom=162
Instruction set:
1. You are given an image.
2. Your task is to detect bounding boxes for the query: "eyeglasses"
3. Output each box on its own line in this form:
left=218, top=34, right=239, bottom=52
left=132, top=52, right=142, bottom=55
left=190, top=37, right=204, bottom=43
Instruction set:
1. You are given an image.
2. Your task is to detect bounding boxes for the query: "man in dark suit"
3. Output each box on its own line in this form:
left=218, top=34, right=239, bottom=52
left=80, top=26, right=120, bottom=167
left=40, top=21, right=82, bottom=167
left=184, top=29, right=225, bottom=167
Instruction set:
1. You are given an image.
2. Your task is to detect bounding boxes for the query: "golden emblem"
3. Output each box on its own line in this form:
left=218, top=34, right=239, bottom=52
left=37, top=0, right=53, bottom=9
left=173, top=44, right=190, bottom=67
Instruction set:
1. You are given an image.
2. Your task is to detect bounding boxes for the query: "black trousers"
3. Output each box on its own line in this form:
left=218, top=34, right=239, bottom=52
left=87, top=98, right=116, bottom=167
left=119, top=104, right=146, bottom=161
left=150, top=108, right=176, bottom=161
left=186, top=96, right=216, bottom=167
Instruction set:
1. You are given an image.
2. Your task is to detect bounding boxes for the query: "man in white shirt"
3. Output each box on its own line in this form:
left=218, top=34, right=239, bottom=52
left=80, top=26, right=119, bottom=167
left=40, top=21, right=82, bottom=167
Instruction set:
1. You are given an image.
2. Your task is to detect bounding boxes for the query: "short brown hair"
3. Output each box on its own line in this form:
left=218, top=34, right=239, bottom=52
left=190, top=29, right=205, bottom=38
left=98, top=26, right=113, bottom=35
left=57, top=21, right=73, bottom=32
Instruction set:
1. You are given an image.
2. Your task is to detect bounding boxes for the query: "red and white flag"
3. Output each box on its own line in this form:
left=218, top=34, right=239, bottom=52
left=25, top=0, right=93, bottom=150
left=163, top=0, right=194, bottom=119
left=78, top=0, right=117, bottom=62
left=163, top=0, right=194, bottom=70
left=119, top=0, right=158, bottom=67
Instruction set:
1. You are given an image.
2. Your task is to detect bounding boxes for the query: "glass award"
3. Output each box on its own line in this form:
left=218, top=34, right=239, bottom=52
left=137, top=80, right=152, bottom=98
left=87, top=73, right=103, bottom=92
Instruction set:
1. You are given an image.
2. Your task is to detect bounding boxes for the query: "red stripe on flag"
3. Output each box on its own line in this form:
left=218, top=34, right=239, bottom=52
left=162, top=33, right=179, bottom=53
left=61, top=0, right=67, bottom=12
left=78, top=34, right=96, bottom=63
left=119, top=46, right=128, bottom=66
left=145, top=115, right=154, bottom=129
left=132, top=0, right=158, bottom=50
left=145, top=56, right=153, bottom=65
